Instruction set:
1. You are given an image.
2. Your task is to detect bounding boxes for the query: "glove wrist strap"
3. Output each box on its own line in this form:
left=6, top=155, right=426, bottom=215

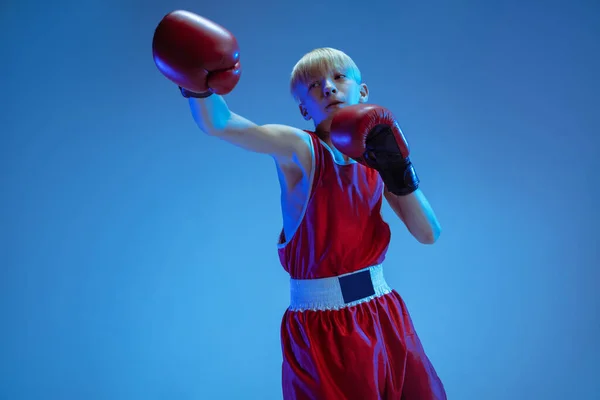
left=376, top=158, right=420, bottom=196
left=362, top=125, right=419, bottom=196
left=179, top=86, right=213, bottom=99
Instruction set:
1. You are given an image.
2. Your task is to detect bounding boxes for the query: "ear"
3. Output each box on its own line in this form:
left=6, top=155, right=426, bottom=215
left=358, top=83, right=369, bottom=103
left=298, top=104, right=312, bottom=121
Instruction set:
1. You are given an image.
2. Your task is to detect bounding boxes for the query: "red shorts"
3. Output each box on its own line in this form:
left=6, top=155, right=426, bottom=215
left=280, top=290, right=446, bottom=400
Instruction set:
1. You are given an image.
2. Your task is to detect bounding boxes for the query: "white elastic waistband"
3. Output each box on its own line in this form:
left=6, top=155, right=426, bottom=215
left=289, top=264, right=392, bottom=312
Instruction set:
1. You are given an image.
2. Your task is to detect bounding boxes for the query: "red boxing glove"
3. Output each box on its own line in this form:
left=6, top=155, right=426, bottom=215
left=152, top=10, right=242, bottom=97
left=330, top=104, right=419, bottom=196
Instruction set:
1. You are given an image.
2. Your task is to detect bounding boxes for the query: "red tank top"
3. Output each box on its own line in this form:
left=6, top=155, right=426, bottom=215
left=277, top=131, right=391, bottom=280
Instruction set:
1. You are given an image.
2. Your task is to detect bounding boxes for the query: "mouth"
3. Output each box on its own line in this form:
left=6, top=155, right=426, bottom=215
left=326, top=101, right=344, bottom=109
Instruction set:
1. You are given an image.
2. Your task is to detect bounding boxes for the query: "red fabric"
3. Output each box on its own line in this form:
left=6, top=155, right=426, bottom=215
left=281, top=291, right=446, bottom=400
left=277, top=132, right=390, bottom=280
left=277, top=132, right=446, bottom=399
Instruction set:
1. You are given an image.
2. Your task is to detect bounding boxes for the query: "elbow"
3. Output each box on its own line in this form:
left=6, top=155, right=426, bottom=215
left=419, top=233, right=438, bottom=245
left=416, top=223, right=441, bottom=245
left=200, top=124, right=225, bottom=137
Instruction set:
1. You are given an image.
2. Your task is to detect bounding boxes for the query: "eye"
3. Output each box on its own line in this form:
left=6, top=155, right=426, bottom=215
left=308, top=81, right=320, bottom=89
left=335, top=74, right=346, bottom=80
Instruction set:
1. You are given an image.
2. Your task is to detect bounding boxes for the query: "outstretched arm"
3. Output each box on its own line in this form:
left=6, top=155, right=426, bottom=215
left=153, top=10, right=310, bottom=166
left=189, top=95, right=310, bottom=165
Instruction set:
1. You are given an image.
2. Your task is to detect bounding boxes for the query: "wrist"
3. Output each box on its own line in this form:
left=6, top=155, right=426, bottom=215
left=179, top=86, right=213, bottom=98
left=379, top=158, right=420, bottom=196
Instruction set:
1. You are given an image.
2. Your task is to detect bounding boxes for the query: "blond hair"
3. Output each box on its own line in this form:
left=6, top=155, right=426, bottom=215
left=289, top=47, right=362, bottom=102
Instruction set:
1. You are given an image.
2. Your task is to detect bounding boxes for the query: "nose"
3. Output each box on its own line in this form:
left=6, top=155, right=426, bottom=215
left=323, top=80, right=337, bottom=96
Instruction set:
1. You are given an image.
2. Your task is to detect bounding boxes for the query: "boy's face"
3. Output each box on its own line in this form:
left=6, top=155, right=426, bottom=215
left=297, top=67, right=369, bottom=130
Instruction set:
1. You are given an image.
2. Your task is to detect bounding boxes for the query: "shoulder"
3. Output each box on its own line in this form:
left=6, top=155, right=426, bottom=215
left=263, top=124, right=316, bottom=165
left=262, top=124, right=314, bottom=144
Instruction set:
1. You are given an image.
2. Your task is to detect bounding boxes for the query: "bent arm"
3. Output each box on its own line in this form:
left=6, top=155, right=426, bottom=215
left=188, top=95, right=309, bottom=163
left=384, top=188, right=441, bottom=244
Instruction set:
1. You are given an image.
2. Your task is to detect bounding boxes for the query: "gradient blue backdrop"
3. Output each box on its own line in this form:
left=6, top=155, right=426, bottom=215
left=2, top=0, right=599, bottom=399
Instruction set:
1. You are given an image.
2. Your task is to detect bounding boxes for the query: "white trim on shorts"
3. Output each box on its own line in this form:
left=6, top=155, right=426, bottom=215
left=289, top=264, right=392, bottom=312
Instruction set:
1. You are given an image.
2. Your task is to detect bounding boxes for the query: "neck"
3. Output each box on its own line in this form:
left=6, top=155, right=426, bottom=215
left=314, top=120, right=332, bottom=142
left=313, top=126, right=351, bottom=163
left=315, top=127, right=330, bottom=142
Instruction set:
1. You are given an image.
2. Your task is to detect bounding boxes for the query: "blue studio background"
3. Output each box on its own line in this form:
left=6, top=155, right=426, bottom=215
left=2, top=0, right=599, bottom=399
